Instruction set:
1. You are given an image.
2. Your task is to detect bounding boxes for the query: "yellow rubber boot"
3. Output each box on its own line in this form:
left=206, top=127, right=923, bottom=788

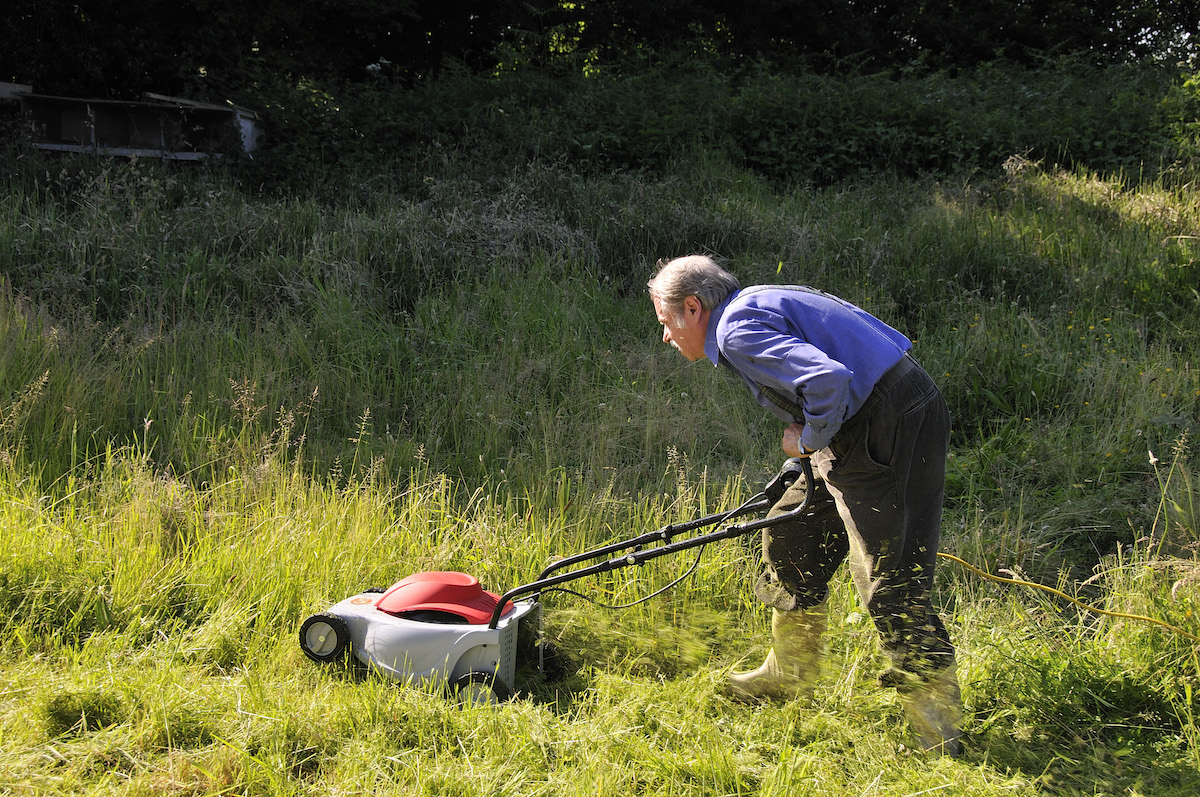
left=900, top=665, right=962, bottom=756
left=726, top=602, right=825, bottom=702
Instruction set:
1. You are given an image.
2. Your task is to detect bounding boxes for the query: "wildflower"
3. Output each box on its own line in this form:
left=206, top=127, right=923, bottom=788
left=1148, top=449, right=1158, bottom=466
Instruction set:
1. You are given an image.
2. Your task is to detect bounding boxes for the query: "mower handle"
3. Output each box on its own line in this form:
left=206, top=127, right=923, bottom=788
left=528, top=457, right=810, bottom=584
left=488, top=457, right=815, bottom=628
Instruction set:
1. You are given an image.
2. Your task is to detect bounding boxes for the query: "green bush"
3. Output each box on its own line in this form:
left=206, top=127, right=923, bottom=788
left=222, top=57, right=1197, bottom=196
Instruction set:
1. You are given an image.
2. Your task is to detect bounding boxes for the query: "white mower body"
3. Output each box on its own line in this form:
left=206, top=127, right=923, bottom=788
left=299, top=571, right=539, bottom=700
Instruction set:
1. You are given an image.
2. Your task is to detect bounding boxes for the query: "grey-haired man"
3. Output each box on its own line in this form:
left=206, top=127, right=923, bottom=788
left=648, top=254, right=961, bottom=756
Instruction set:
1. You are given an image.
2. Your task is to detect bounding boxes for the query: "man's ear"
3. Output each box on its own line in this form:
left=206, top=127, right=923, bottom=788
left=683, top=295, right=703, bottom=319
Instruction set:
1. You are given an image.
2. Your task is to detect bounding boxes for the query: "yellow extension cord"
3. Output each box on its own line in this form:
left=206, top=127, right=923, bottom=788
left=936, top=551, right=1200, bottom=643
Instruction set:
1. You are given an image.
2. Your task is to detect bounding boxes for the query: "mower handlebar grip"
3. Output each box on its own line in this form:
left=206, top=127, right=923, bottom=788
left=763, top=457, right=812, bottom=505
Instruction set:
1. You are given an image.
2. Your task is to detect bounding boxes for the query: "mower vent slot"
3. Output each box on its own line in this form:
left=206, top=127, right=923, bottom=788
left=396, top=610, right=471, bottom=624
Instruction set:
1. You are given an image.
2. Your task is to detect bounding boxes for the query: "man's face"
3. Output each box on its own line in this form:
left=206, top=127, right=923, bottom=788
left=652, top=294, right=709, bottom=362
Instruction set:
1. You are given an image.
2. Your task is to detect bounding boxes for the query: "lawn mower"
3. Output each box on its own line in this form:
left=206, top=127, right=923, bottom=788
left=298, top=457, right=815, bottom=702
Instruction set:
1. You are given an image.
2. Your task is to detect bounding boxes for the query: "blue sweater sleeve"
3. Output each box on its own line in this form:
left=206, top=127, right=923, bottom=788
left=712, top=286, right=909, bottom=452
left=720, top=323, right=851, bottom=451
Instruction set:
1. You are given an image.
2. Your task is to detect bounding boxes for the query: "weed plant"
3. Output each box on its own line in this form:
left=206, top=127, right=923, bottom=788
left=2, top=121, right=1199, bottom=792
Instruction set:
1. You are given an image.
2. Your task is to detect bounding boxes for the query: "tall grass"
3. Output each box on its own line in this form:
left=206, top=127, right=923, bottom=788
left=1, top=146, right=1198, bottom=793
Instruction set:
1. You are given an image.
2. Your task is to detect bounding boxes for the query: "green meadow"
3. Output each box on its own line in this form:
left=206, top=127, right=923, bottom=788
left=2, top=60, right=1199, bottom=795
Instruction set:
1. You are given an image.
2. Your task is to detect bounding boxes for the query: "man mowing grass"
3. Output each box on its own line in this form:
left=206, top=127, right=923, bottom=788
left=648, top=254, right=961, bottom=756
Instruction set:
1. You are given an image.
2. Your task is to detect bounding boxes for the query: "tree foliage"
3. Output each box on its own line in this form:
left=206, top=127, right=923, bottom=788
left=1, top=0, right=1196, bottom=101
left=0, top=0, right=539, bottom=98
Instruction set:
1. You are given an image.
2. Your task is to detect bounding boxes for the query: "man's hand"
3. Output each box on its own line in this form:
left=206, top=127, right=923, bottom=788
left=782, top=423, right=811, bottom=458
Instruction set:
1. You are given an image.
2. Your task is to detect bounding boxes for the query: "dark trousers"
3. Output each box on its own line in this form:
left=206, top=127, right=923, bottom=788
left=754, top=354, right=956, bottom=683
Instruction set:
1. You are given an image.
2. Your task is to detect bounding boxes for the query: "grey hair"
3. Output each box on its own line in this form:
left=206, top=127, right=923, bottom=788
left=647, top=255, right=740, bottom=314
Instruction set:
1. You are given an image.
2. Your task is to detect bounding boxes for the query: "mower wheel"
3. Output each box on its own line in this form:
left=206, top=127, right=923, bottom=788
left=299, top=613, right=350, bottom=663
left=449, top=670, right=512, bottom=704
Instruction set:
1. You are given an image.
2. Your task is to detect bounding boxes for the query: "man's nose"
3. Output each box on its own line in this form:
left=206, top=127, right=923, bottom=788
left=662, top=327, right=671, bottom=344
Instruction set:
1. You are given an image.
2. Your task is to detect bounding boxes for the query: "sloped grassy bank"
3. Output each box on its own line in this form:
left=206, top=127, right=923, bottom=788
left=1, top=147, right=1198, bottom=793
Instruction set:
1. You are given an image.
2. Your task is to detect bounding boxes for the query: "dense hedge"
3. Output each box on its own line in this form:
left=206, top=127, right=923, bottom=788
left=235, top=57, right=1199, bottom=195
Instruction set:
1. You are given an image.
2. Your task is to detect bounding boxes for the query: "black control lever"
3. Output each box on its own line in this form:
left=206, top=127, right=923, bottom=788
left=763, top=456, right=810, bottom=504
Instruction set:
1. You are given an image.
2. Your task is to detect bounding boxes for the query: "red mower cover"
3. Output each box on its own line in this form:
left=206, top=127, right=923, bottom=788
left=374, top=571, right=513, bottom=624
